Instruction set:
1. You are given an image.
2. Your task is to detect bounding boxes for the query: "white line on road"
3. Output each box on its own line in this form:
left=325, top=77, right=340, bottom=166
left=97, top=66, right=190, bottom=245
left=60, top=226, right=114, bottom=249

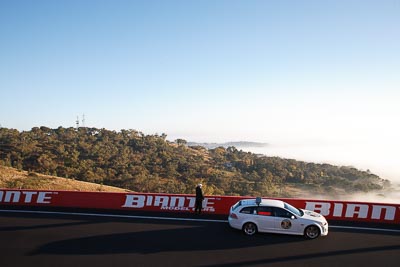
left=1, top=209, right=399, bottom=233
left=0, top=209, right=226, bottom=223
left=329, top=225, right=400, bottom=233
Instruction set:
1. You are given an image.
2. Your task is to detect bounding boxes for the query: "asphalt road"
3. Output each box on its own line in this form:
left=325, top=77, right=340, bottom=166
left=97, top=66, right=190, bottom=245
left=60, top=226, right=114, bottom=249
left=0, top=211, right=399, bottom=267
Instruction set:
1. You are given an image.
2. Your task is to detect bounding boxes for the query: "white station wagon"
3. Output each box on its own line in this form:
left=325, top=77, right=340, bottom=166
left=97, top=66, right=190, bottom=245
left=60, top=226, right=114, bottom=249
left=228, top=198, right=329, bottom=239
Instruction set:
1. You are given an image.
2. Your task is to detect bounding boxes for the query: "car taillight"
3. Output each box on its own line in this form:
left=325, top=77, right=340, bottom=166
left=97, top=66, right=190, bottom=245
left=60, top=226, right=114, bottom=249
left=230, top=213, right=238, bottom=219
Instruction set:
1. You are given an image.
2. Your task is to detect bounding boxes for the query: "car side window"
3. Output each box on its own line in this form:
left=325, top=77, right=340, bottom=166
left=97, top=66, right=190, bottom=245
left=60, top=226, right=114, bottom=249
left=273, top=207, right=293, bottom=218
left=257, top=206, right=273, bottom=216
left=240, top=206, right=256, bottom=214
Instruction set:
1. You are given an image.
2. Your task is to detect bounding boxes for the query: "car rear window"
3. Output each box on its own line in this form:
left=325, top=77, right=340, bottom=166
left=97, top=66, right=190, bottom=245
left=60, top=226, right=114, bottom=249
left=240, top=206, right=256, bottom=214
left=232, top=201, right=242, bottom=211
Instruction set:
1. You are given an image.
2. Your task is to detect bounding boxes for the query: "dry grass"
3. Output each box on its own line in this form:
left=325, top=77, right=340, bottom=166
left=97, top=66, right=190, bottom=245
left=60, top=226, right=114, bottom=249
left=0, top=166, right=130, bottom=192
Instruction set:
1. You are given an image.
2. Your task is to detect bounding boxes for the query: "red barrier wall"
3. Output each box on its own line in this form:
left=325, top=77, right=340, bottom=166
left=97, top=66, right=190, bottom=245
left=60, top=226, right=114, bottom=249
left=1, top=189, right=399, bottom=224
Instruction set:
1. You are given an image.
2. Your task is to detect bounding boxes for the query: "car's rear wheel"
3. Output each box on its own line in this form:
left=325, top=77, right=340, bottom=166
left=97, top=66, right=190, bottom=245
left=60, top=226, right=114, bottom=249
left=243, top=222, right=257, bottom=236
left=304, top=225, right=320, bottom=239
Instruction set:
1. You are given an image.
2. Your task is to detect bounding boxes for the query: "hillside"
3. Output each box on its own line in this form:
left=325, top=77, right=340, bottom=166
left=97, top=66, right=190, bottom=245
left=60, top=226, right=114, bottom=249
left=0, top=126, right=390, bottom=197
left=0, top=166, right=130, bottom=192
left=187, top=141, right=268, bottom=149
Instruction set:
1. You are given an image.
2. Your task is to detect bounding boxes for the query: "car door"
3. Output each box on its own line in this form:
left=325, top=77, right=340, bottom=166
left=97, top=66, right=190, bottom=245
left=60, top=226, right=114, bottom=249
left=272, top=207, right=301, bottom=234
left=254, top=206, right=275, bottom=232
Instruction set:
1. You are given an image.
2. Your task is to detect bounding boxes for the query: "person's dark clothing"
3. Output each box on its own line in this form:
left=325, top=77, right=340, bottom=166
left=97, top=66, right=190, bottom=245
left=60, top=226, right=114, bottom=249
left=195, top=185, right=204, bottom=214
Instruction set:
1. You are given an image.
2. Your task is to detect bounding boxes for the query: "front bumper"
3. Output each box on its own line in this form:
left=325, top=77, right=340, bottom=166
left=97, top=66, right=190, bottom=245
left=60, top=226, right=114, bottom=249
left=321, top=223, right=329, bottom=236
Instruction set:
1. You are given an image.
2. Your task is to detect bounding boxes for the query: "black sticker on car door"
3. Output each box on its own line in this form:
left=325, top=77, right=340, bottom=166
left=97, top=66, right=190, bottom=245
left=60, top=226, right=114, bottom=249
left=281, top=219, right=292, bottom=229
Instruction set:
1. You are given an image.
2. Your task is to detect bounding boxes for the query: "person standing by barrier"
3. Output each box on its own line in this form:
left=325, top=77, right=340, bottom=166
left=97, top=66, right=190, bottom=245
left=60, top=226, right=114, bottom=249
left=195, top=183, right=204, bottom=214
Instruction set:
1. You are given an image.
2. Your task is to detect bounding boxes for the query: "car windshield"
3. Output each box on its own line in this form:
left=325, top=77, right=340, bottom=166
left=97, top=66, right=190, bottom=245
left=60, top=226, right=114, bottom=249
left=284, top=203, right=303, bottom=217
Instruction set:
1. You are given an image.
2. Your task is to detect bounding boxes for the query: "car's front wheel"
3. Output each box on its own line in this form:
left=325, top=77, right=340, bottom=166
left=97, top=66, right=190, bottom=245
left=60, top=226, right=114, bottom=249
left=304, top=225, right=320, bottom=239
left=243, top=222, right=258, bottom=236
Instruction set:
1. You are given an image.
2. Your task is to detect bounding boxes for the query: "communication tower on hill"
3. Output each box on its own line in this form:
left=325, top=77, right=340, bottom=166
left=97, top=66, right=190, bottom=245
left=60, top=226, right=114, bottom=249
left=82, top=114, right=85, bottom=128
left=75, top=114, right=86, bottom=130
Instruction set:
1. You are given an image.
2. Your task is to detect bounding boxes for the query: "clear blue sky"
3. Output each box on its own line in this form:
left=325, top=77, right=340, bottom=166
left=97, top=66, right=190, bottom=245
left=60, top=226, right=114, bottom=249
left=1, top=0, right=400, bottom=180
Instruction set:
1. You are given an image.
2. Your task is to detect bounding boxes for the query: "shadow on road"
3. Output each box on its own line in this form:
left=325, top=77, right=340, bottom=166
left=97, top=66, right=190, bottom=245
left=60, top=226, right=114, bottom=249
left=199, top=244, right=400, bottom=267
left=30, top=223, right=304, bottom=255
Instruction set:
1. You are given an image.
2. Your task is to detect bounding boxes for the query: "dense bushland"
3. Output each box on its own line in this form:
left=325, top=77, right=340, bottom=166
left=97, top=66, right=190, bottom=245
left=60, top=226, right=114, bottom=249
left=0, top=126, right=388, bottom=196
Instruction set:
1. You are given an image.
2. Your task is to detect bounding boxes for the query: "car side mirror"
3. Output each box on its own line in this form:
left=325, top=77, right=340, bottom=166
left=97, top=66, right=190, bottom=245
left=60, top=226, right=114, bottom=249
left=291, top=215, right=296, bottom=220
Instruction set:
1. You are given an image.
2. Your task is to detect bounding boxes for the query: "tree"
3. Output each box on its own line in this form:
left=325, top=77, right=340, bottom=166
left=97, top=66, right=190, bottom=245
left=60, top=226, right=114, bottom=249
left=175, top=139, right=187, bottom=146
left=0, top=126, right=387, bottom=196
